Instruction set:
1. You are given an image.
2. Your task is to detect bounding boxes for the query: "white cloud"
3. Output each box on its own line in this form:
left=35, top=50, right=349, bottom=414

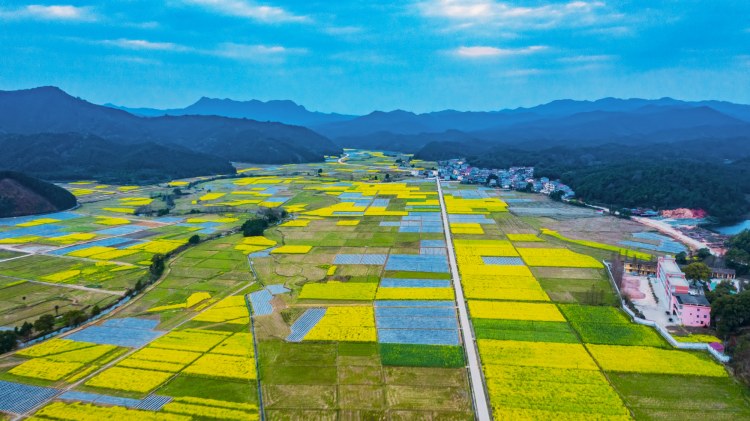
left=182, top=0, right=308, bottom=23
left=94, top=38, right=302, bottom=62
left=455, top=45, right=546, bottom=58
left=417, top=0, right=619, bottom=30
left=0, top=4, right=96, bottom=21
left=213, top=43, right=306, bottom=60
left=100, top=39, right=189, bottom=52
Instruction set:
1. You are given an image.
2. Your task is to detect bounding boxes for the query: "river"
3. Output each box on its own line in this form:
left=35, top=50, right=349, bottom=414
left=712, top=220, right=750, bottom=235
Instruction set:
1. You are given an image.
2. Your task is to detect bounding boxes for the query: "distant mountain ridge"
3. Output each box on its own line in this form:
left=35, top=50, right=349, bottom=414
left=0, top=87, right=342, bottom=181
left=312, top=99, right=750, bottom=142
left=107, top=96, right=356, bottom=126
left=106, top=93, right=750, bottom=153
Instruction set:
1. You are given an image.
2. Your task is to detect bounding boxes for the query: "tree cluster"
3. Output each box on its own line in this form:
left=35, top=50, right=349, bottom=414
left=0, top=305, right=105, bottom=354
left=241, top=207, right=289, bottom=237
left=420, top=140, right=750, bottom=223
left=726, top=230, right=750, bottom=276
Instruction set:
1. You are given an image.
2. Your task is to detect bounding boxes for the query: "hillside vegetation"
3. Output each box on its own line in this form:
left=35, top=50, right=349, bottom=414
left=0, top=133, right=237, bottom=184
left=417, top=140, right=750, bottom=223
left=0, top=87, right=342, bottom=184
left=0, top=171, right=76, bottom=217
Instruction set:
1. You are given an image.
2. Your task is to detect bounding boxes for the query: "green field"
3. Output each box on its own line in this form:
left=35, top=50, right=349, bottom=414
left=0, top=150, right=748, bottom=420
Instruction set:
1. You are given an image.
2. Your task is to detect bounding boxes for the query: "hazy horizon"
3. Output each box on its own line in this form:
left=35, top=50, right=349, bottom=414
left=10, top=85, right=750, bottom=116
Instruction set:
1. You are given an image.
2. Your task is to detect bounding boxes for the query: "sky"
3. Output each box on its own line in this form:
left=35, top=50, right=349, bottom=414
left=1, top=0, right=749, bottom=114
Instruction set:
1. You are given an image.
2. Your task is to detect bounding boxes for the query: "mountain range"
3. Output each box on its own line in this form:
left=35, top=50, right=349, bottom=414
left=105, top=94, right=750, bottom=155
left=0, top=87, right=342, bottom=182
left=109, top=97, right=355, bottom=126
left=4, top=86, right=750, bottom=187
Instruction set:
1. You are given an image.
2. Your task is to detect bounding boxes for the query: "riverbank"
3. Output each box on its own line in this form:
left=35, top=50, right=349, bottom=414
left=632, top=216, right=726, bottom=255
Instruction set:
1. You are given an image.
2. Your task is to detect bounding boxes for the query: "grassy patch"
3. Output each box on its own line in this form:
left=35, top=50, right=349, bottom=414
left=472, top=318, right=579, bottom=343
left=380, top=344, right=465, bottom=368
left=609, top=372, right=750, bottom=420
left=159, top=374, right=258, bottom=404
left=560, top=305, right=668, bottom=347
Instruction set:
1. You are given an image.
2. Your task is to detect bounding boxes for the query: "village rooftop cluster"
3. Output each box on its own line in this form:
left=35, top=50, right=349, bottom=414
left=436, top=159, right=576, bottom=199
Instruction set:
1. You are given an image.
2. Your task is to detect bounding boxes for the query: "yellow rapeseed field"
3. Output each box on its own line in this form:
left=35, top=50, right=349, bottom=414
left=468, top=300, right=565, bottom=322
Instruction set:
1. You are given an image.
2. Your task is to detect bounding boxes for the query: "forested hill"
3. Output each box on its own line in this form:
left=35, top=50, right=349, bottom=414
left=0, top=87, right=342, bottom=172
left=0, top=133, right=237, bottom=185
left=0, top=171, right=76, bottom=218
left=416, top=139, right=750, bottom=223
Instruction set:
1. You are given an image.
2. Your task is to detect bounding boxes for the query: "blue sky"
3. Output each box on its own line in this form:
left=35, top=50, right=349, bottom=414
left=1, top=1, right=748, bottom=114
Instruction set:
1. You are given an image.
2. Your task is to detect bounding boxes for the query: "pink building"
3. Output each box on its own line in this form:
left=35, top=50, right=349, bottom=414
left=657, top=256, right=711, bottom=327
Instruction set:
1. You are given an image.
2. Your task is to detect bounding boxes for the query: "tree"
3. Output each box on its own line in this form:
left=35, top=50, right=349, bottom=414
left=241, top=218, right=269, bottom=237
left=712, top=290, right=750, bottom=337
left=675, top=251, right=688, bottom=265
left=150, top=254, right=165, bottom=279
left=384, top=173, right=391, bottom=182
left=62, top=310, right=87, bottom=327
left=731, top=334, right=750, bottom=386
left=34, top=314, right=56, bottom=334
left=706, top=280, right=737, bottom=303
left=0, top=331, right=17, bottom=354
left=17, top=321, right=33, bottom=339
left=258, top=207, right=287, bottom=225
left=610, top=252, right=624, bottom=289
left=317, top=168, right=323, bottom=176
left=188, top=234, right=200, bottom=245
left=697, top=248, right=712, bottom=260
left=549, top=190, right=564, bottom=201
left=726, top=230, right=750, bottom=276
left=617, top=208, right=632, bottom=218
left=726, top=248, right=750, bottom=275
left=683, top=262, right=711, bottom=282
left=90, top=305, right=102, bottom=317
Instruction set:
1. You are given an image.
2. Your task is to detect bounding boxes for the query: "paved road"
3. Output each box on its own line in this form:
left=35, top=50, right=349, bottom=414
left=436, top=179, right=491, bottom=421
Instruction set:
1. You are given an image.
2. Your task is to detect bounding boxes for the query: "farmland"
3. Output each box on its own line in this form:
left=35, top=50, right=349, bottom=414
left=441, top=182, right=750, bottom=420
left=0, top=150, right=748, bottom=420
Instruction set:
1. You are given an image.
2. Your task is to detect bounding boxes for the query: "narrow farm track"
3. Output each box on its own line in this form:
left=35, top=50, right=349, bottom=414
left=436, top=179, right=491, bottom=421
left=0, top=274, right=124, bottom=296
left=0, top=253, right=32, bottom=264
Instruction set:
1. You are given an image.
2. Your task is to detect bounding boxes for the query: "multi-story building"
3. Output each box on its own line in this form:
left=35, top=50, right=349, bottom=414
left=657, top=256, right=711, bottom=326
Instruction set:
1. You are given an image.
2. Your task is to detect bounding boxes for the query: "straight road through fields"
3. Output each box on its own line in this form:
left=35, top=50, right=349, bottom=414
left=436, top=179, right=491, bottom=421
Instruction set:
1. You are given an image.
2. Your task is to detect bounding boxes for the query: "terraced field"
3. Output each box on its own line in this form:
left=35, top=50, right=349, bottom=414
left=0, top=150, right=748, bottom=420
